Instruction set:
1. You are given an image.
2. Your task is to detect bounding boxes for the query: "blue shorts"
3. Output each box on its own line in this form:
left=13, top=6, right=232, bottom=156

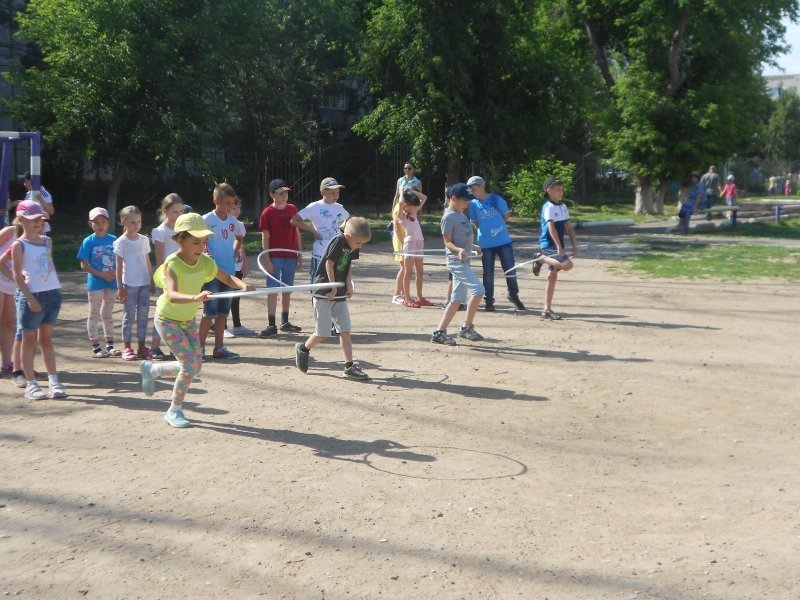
left=16, top=288, right=62, bottom=331
left=202, top=279, right=233, bottom=318
left=447, top=260, right=485, bottom=304
left=266, top=257, right=297, bottom=288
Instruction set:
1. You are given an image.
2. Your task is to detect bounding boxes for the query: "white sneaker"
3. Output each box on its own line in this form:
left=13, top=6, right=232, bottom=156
left=223, top=329, right=235, bottom=338
left=232, top=326, right=254, bottom=335
left=391, top=295, right=405, bottom=305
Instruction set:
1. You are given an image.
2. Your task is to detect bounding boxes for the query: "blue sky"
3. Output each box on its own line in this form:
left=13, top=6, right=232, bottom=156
left=763, top=18, right=800, bottom=76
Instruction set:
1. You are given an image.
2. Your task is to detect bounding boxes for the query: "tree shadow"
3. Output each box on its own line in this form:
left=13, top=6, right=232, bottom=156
left=564, top=315, right=719, bottom=330
left=470, top=344, right=652, bottom=363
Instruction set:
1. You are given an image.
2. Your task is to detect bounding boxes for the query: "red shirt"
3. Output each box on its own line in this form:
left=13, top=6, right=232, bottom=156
left=259, top=203, right=300, bottom=259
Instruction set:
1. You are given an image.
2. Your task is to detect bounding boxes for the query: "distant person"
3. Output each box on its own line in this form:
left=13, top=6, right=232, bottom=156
left=21, top=172, right=54, bottom=235
left=700, top=165, right=722, bottom=210
left=768, top=175, right=776, bottom=194
left=391, top=162, right=422, bottom=305
left=466, top=175, right=524, bottom=312
left=785, top=176, right=792, bottom=196
left=722, top=175, right=737, bottom=207
left=676, top=172, right=705, bottom=234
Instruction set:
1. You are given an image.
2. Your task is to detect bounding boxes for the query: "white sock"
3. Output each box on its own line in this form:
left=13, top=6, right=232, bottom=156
left=27, top=379, right=37, bottom=388
left=48, top=374, right=59, bottom=385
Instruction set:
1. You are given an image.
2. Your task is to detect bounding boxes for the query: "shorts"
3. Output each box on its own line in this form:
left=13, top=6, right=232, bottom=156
left=447, top=260, right=484, bottom=304
left=266, top=257, right=297, bottom=288
left=312, top=297, right=351, bottom=336
left=541, top=248, right=571, bottom=271
left=309, top=256, right=320, bottom=281
left=16, top=288, right=62, bottom=331
left=402, top=239, right=424, bottom=254
left=202, top=279, right=233, bottom=318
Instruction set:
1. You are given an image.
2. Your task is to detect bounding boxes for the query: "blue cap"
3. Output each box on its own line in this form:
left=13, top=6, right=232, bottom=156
left=447, top=183, right=475, bottom=200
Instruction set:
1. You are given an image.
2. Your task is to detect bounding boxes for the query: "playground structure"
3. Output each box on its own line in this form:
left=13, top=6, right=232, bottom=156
left=0, top=130, right=41, bottom=226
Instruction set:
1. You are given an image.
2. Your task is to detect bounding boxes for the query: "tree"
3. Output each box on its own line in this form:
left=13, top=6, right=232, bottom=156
left=354, top=1, right=589, bottom=185
left=763, top=90, right=800, bottom=164
left=570, top=0, right=798, bottom=214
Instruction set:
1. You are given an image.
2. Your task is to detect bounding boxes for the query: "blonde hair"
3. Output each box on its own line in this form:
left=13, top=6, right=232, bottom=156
left=158, top=193, right=184, bottom=222
left=119, top=205, right=141, bottom=223
left=344, top=216, right=371, bottom=241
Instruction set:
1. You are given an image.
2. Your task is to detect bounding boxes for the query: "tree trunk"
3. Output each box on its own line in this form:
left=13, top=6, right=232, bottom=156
left=106, top=157, right=127, bottom=223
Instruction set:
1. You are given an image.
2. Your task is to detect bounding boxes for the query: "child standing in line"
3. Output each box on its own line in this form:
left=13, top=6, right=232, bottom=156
left=76, top=207, right=121, bottom=358
left=294, top=216, right=371, bottom=380
left=114, top=206, right=153, bottom=360
left=227, top=196, right=254, bottom=336
left=0, top=223, right=18, bottom=374
left=395, top=187, right=431, bottom=308
left=199, top=183, right=243, bottom=359
left=10, top=200, right=66, bottom=400
left=431, top=184, right=485, bottom=345
left=258, top=178, right=303, bottom=337
left=141, top=213, right=252, bottom=428
left=150, top=193, right=185, bottom=360
left=391, top=162, right=422, bottom=305
left=530, top=177, right=578, bottom=320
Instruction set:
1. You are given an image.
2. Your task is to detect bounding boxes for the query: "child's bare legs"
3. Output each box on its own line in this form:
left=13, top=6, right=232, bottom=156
left=212, top=315, right=227, bottom=351
left=413, top=258, right=424, bottom=299
left=464, top=292, right=484, bottom=327
left=394, top=262, right=405, bottom=298
left=437, top=302, right=461, bottom=331
left=198, top=315, right=212, bottom=351
left=22, top=325, right=57, bottom=382
left=21, top=330, right=38, bottom=381
left=542, top=258, right=573, bottom=312
left=37, top=324, right=57, bottom=375
left=401, top=257, right=414, bottom=300
left=0, top=293, right=15, bottom=368
left=338, top=331, right=353, bottom=363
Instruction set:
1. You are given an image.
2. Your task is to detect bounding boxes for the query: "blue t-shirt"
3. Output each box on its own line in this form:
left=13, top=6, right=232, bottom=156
left=469, top=194, right=511, bottom=248
left=76, top=233, right=118, bottom=291
left=539, top=200, right=570, bottom=251
left=683, top=182, right=705, bottom=211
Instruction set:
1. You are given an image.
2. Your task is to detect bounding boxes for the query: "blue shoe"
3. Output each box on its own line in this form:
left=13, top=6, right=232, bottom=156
left=212, top=346, right=239, bottom=359
left=164, top=408, right=191, bottom=428
left=141, top=360, right=156, bottom=397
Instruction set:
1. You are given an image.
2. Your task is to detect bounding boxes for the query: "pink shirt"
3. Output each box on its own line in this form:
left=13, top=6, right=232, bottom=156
left=402, top=211, right=423, bottom=242
left=723, top=183, right=736, bottom=198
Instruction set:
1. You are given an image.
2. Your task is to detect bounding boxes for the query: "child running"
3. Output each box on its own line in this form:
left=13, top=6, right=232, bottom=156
left=258, top=178, right=303, bottom=337
left=10, top=200, right=66, bottom=399
left=76, top=207, right=121, bottom=358
left=114, top=206, right=153, bottom=360
left=150, top=193, right=185, bottom=359
left=141, top=213, right=252, bottom=428
left=431, top=184, right=485, bottom=345
left=294, top=216, right=371, bottom=380
left=395, top=188, right=432, bottom=307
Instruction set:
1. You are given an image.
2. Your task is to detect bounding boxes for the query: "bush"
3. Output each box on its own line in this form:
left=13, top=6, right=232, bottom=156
left=503, top=157, right=575, bottom=218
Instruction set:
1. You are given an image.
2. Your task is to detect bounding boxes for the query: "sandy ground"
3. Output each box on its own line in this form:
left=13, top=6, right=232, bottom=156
left=1, top=224, right=799, bottom=599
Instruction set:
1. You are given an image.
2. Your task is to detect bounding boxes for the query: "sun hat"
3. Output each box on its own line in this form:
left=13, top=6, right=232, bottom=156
left=174, top=213, right=215, bottom=237
left=15, top=200, right=48, bottom=220
left=88, top=207, right=109, bottom=221
left=320, top=177, right=345, bottom=190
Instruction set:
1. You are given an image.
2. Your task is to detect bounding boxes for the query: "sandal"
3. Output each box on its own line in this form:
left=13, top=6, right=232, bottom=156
left=122, top=348, right=137, bottom=361
left=541, top=309, right=562, bottom=321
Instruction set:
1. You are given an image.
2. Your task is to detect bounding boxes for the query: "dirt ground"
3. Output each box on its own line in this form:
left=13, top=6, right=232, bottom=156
left=2, top=224, right=799, bottom=599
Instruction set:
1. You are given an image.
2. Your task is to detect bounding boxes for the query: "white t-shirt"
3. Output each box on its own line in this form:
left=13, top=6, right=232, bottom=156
left=113, top=234, right=151, bottom=286
left=24, top=187, right=53, bottom=233
left=296, top=200, right=349, bottom=257
left=233, top=218, right=246, bottom=271
left=151, top=222, right=178, bottom=260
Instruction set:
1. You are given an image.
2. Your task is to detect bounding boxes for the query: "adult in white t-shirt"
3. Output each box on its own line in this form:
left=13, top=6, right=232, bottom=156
left=22, top=172, right=54, bottom=234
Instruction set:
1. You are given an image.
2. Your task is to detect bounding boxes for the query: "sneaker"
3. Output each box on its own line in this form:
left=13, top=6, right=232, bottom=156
left=403, top=298, right=421, bottom=308
left=330, top=325, right=340, bottom=336
left=151, top=347, right=167, bottom=361
left=279, top=322, right=302, bottom=333
left=232, top=325, right=255, bottom=335
left=295, top=342, right=309, bottom=373
left=507, top=294, right=526, bottom=310
left=212, top=346, right=239, bottom=359
left=431, top=330, right=457, bottom=346
left=485, top=302, right=495, bottom=312
left=458, top=304, right=466, bottom=312
left=415, top=297, right=434, bottom=307
left=24, top=384, right=46, bottom=400
left=106, top=347, right=123, bottom=357
left=458, top=325, right=484, bottom=341
left=48, top=383, right=67, bottom=399
left=532, top=255, right=543, bottom=277
left=391, top=295, right=405, bottom=305
left=164, top=408, right=191, bottom=428
left=136, top=347, right=153, bottom=360
left=11, top=371, right=26, bottom=388
left=223, top=329, right=235, bottom=338
left=258, top=325, right=278, bottom=338
left=92, top=347, right=109, bottom=358
left=343, top=363, right=369, bottom=380
left=140, top=361, right=156, bottom=397
left=122, top=347, right=137, bottom=361
left=541, top=309, right=562, bottom=321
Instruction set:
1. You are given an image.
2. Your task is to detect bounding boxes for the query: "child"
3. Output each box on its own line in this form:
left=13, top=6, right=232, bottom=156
left=198, top=183, right=243, bottom=359
left=1, top=228, right=24, bottom=387
left=150, top=193, right=185, bottom=359
left=76, top=207, right=121, bottom=358
left=10, top=200, right=66, bottom=399
left=722, top=175, right=737, bottom=206
left=227, top=196, right=254, bottom=336
left=431, top=184, right=485, bottom=345
left=391, top=162, right=421, bottom=305
left=294, top=216, right=371, bottom=380
left=141, top=213, right=251, bottom=428
left=114, top=206, right=153, bottom=360
left=531, top=177, right=578, bottom=320
left=395, top=188, right=432, bottom=308
left=676, top=172, right=705, bottom=234
left=258, top=178, right=303, bottom=337
left=0, top=223, right=18, bottom=374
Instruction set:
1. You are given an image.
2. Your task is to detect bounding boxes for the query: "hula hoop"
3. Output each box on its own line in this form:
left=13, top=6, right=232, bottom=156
left=208, top=282, right=344, bottom=299
left=257, top=249, right=304, bottom=287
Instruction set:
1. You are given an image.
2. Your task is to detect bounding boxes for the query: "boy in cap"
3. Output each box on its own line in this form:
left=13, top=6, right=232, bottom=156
left=431, top=184, right=485, bottom=345
left=534, top=177, right=577, bottom=320
left=258, top=178, right=303, bottom=337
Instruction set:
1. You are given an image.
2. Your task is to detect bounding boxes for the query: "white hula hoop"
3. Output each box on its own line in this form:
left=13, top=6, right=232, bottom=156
left=208, top=282, right=344, bottom=299
left=504, top=254, right=574, bottom=275
left=257, top=249, right=304, bottom=287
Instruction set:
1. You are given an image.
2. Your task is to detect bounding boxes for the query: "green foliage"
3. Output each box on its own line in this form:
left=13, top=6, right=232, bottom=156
left=503, top=158, right=575, bottom=218
left=763, top=91, right=800, bottom=163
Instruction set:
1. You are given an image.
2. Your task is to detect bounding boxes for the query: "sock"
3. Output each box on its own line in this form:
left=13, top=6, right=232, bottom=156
left=92, top=343, right=102, bottom=353
left=281, top=311, right=289, bottom=325
left=299, top=343, right=309, bottom=353
left=12, top=370, right=23, bottom=377
left=268, top=314, right=276, bottom=327
left=27, top=379, right=37, bottom=388
left=106, top=340, right=115, bottom=350
left=48, top=374, right=59, bottom=385
left=167, top=404, right=179, bottom=414
left=345, top=361, right=354, bottom=368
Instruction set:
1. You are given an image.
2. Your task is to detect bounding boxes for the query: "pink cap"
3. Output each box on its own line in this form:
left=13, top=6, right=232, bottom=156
left=15, top=200, right=48, bottom=220
left=89, top=207, right=110, bottom=221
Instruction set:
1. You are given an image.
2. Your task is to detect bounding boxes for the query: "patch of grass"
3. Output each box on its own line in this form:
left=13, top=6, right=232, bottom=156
left=712, top=217, right=800, bottom=240
left=613, top=240, right=800, bottom=281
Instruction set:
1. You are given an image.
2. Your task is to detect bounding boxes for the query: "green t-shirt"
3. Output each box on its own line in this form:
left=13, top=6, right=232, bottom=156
left=154, top=252, right=218, bottom=322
